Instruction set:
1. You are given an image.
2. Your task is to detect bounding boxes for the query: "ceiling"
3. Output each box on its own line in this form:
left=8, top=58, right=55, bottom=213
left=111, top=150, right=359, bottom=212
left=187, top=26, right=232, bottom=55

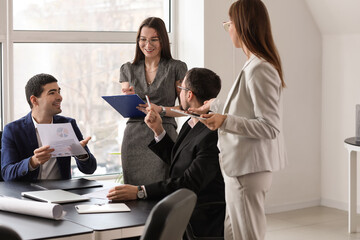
left=305, top=0, right=360, bottom=35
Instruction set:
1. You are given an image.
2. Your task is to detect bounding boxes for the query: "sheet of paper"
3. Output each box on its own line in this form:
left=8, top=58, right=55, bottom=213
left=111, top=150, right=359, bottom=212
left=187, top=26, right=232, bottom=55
left=37, top=123, right=87, bottom=157
left=82, top=182, right=120, bottom=200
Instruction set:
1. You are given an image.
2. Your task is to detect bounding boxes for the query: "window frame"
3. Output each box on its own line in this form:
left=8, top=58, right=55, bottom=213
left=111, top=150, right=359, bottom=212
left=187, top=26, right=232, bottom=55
left=2, top=0, right=175, bottom=125
left=0, top=0, right=177, bottom=178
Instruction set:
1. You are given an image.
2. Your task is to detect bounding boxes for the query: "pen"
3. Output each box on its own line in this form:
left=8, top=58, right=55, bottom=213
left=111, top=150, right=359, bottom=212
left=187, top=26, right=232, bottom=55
left=145, top=95, right=151, bottom=110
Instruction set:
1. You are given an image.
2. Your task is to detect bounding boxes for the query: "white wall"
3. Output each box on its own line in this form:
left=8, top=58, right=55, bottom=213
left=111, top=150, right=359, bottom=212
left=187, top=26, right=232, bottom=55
left=305, top=0, right=360, bottom=211
left=178, top=0, right=323, bottom=213
left=320, top=35, right=360, bottom=210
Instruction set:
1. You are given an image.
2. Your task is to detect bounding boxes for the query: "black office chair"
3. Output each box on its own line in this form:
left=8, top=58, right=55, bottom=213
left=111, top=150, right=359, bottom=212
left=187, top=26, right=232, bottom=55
left=140, top=188, right=197, bottom=240
left=0, top=225, right=22, bottom=240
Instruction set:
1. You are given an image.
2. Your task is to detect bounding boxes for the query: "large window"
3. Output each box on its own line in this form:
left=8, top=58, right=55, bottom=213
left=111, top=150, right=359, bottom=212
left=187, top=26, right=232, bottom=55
left=2, top=0, right=173, bottom=177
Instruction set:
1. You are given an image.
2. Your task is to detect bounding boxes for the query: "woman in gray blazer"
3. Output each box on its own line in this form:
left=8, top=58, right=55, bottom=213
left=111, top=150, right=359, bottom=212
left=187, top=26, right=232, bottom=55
left=190, top=0, right=287, bottom=239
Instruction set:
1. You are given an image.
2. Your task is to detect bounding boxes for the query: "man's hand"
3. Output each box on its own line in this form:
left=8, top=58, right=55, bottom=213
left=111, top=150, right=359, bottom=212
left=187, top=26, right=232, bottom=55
left=145, top=109, right=164, bottom=136
left=80, top=136, right=91, bottom=147
left=107, top=184, right=138, bottom=201
left=30, top=145, right=55, bottom=168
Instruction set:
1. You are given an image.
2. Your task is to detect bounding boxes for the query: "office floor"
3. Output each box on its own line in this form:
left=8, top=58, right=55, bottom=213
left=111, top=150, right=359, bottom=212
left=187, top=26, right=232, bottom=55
left=266, top=206, right=360, bottom=240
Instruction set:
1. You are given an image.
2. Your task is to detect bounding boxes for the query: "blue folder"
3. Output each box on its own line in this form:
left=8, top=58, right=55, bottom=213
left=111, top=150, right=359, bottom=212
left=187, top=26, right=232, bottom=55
left=102, top=94, right=146, bottom=118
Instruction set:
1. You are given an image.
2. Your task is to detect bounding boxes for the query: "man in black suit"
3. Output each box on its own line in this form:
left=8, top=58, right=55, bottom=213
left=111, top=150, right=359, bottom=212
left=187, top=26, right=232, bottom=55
left=107, top=67, right=224, bottom=238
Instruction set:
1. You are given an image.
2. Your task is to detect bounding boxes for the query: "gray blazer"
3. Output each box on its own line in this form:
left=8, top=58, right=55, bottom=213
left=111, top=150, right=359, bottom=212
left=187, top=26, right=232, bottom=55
left=214, top=54, right=287, bottom=177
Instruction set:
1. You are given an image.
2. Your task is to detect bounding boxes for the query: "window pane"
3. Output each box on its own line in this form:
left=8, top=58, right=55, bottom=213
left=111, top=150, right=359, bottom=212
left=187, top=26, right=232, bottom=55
left=13, top=43, right=136, bottom=176
left=13, top=0, right=170, bottom=32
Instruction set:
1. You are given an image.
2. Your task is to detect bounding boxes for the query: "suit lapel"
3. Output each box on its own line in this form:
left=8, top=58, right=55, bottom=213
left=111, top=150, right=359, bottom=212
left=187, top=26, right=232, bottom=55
left=223, top=54, right=257, bottom=114
left=170, top=121, right=206, bottom=173
left=24, top=112, right=39, bottom=151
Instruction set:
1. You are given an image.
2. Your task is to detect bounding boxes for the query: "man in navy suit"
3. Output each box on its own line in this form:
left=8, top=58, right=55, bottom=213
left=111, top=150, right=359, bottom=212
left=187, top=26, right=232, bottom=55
left=1, top=73, right=97, bottom=181
left=107, top=68, right=225, bottom=238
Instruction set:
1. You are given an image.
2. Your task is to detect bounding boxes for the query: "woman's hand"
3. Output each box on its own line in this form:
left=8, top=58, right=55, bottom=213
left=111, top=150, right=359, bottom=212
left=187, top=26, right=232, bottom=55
left=107, top=184, right=138, bottom=201
left=188, top=98, right=215, bottom=115
left=121, top=82, right=135, bottom=95
left=122, top=86, right=135, bottom=95
left=137, top=102, right=161, bottom=115
left=200, top=113, right=227, bottom=131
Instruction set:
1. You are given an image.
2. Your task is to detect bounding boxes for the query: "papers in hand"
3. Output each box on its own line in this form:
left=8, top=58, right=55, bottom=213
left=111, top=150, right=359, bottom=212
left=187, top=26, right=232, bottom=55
left=75, top=203, right=130, bottom=214
left=170, top=109, right=207, bottom=120
left=0, top=196, right=65, bottom=220
left=37, top=123, right=87, bottom=157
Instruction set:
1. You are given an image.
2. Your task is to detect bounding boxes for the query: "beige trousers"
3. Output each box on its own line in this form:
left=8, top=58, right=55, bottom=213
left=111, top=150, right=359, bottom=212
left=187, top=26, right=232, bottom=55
left=223, top=171, right=272, bottom=240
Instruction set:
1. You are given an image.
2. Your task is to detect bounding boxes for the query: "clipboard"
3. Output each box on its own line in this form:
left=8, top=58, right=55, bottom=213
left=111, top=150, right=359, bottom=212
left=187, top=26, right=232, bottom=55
left=102, top=94, right=146, bottom=118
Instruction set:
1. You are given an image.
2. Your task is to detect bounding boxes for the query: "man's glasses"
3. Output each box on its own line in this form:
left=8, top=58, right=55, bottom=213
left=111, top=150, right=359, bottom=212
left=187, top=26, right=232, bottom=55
left=223, top=21, right=231, bottom=32
left=138, top=37, right=160, bottom=46
left=177, top=85, right=191, bottom=92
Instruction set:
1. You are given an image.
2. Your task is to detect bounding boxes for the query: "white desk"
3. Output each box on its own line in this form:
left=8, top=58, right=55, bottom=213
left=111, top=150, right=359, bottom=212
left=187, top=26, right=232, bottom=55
left=344, top=137, right=360, bottom=233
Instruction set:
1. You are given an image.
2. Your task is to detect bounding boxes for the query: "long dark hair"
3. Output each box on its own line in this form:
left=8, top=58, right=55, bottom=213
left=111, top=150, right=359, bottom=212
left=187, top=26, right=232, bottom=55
left=133, top=17, right=172, bottom=64
left=229, top=0, right=285, bottom=87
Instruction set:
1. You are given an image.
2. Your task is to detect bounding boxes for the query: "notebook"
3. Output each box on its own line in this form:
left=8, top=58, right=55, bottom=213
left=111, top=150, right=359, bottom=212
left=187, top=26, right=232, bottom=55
left=21, top=189, right=90, bottom=204
left=102, top=94, right=146, bottom=118
left=31, top=178, right=103, bottom=190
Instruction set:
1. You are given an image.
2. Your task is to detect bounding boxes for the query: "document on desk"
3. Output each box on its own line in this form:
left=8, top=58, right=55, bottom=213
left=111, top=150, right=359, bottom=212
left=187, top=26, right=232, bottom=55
left=102, top=94, right=146, bottom=118
left=37, top=123, right=87, bottom=157
left=75, top=203, right=130, bottom=214
left=0, top=196, right=65, bottom=220
left=82, top=182, right=119, bottom=200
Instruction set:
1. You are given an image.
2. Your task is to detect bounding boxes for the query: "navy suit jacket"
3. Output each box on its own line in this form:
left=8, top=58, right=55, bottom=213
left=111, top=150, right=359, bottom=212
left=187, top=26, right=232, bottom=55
left=1, top=112, right=97, bottom=181
left=147, top=119, right=225, bottom=237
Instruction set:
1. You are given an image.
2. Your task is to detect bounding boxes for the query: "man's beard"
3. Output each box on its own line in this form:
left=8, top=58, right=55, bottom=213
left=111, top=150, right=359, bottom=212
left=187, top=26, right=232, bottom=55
left=179, top=99, right=189, bottom=111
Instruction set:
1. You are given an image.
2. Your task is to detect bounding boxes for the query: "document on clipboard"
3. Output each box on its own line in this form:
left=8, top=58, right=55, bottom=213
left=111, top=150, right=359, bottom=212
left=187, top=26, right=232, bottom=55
left=102, top=94, right=146, bottom=118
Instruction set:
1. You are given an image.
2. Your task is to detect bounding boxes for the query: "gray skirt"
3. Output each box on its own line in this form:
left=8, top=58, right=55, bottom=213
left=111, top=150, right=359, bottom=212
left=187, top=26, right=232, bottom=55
left=121, top=121, right=177, bottom=186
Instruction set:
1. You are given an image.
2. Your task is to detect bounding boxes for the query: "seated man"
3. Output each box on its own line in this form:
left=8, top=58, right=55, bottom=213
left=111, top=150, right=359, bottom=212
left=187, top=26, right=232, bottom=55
left=1, top=73, right=97, bottom=181
left=107, top=68, right=225, bottom=238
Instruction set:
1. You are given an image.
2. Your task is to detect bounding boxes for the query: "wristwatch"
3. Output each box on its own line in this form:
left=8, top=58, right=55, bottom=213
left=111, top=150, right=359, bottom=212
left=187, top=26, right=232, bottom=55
left=159, top=106, right=166, bottom=117
left=137, top=186, right=145, bottom=199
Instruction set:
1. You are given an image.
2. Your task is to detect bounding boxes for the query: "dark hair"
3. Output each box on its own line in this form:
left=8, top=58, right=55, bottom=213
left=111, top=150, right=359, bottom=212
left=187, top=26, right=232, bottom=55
left=185, top=68, right=221, bottom=104
left=133, top=17, right=172, bottom=64
left=25, top=73, right=58, bottom=108
left=229, top=0, right=285, bottom=87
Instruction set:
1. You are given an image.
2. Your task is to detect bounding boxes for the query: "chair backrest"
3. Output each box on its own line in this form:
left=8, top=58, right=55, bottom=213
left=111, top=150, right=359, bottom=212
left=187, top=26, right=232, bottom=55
left=140, top=188, right=197, bottom=240
left=0, top=225, right=22, bottom=240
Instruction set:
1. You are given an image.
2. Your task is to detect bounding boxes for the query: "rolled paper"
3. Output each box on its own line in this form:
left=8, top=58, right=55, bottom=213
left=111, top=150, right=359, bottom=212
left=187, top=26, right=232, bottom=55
left=0, top=196, right=65, bottom=220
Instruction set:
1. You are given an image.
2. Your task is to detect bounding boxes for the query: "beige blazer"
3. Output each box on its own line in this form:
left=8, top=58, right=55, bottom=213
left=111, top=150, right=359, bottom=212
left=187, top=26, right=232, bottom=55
left=215, top=54, right=287, bottom=177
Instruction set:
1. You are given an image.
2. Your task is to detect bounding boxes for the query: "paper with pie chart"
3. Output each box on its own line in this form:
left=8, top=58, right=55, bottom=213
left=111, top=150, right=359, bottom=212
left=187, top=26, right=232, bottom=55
left=37, top=123, right=87, bottom=157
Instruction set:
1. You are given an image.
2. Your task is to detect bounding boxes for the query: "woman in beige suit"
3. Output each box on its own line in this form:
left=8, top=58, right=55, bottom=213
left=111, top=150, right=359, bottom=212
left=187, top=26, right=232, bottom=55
left=190, top=0, right=287, bottom=239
